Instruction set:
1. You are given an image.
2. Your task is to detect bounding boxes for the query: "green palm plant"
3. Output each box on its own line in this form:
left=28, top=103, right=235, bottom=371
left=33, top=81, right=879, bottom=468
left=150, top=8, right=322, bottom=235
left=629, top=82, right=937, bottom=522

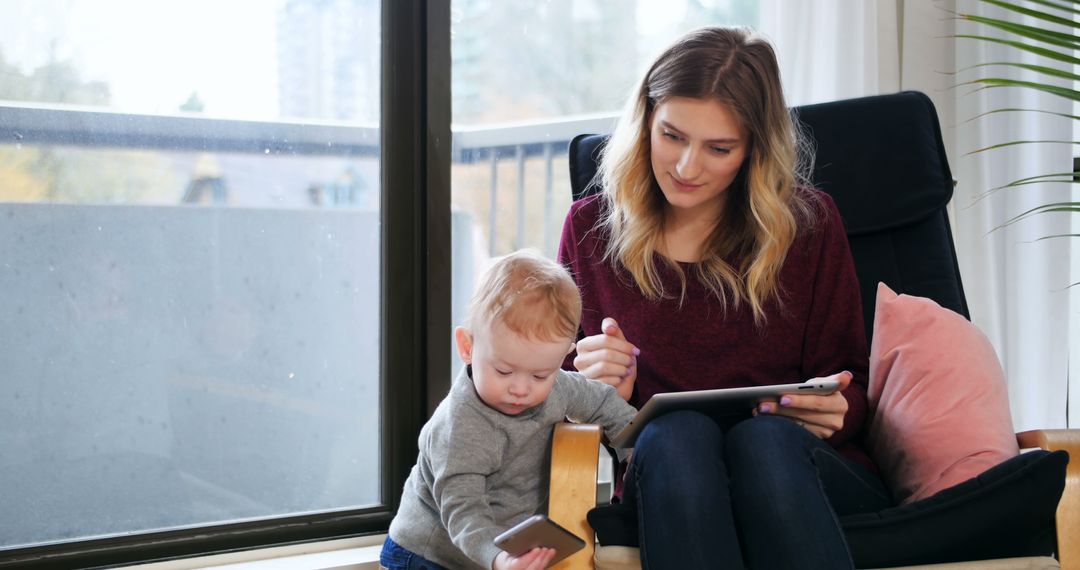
left=956, top=0, right=1080, bottom=262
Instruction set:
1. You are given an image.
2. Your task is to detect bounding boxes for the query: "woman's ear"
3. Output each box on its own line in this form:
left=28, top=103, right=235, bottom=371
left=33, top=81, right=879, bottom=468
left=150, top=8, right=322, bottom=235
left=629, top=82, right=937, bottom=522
left=454, top=326, right=473, bottom=364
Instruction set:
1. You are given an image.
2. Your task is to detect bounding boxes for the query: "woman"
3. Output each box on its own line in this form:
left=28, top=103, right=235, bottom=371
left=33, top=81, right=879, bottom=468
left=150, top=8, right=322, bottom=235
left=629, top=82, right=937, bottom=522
left=558, top=27, right=891, bottom=569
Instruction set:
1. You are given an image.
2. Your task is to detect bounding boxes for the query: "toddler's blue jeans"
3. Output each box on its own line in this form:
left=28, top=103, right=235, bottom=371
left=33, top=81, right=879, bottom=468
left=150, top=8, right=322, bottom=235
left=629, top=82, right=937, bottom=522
left=379, top=536, right=450, bottom=570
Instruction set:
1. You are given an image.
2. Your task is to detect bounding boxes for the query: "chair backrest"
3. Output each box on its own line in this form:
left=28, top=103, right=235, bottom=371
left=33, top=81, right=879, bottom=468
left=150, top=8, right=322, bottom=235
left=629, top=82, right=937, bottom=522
left=567, top=91, right=969, bottom=345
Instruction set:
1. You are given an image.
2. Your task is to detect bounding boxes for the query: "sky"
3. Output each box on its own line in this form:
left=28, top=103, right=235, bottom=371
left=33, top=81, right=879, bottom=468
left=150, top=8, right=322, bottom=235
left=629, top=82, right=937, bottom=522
left=0, top=0, right=281, bottom=119
left=0, top=0, right=710, bottom=122
left=636, top=0, right=688, bottom=35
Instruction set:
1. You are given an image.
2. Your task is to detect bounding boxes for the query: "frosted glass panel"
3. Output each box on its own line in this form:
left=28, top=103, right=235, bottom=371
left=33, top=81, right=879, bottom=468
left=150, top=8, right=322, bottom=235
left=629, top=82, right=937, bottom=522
left=0, top=203, right=380, bottom=548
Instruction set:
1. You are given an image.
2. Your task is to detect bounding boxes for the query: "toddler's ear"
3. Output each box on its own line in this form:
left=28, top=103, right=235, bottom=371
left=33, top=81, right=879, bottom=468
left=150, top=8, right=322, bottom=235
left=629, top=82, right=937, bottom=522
left=566, top=341, right=577, bottom=355
left=454, top=326, right=473, bottom=364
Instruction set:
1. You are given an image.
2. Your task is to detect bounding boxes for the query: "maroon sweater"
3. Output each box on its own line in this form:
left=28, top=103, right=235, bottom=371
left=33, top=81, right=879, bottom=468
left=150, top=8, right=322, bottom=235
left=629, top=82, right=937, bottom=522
left=558, top=191, right=873, bottom=469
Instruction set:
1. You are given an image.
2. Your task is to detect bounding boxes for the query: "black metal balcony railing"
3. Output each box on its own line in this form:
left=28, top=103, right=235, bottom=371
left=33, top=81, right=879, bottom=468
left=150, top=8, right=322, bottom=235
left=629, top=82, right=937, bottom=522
left=452, top=114, right=615, bottom=254
left=0, top=102, right=616, bottom=255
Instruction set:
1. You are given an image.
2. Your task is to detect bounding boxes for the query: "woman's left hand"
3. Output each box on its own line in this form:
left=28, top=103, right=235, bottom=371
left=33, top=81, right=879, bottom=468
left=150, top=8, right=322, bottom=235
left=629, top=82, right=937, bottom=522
left=754, top=371, right=852, bottom=439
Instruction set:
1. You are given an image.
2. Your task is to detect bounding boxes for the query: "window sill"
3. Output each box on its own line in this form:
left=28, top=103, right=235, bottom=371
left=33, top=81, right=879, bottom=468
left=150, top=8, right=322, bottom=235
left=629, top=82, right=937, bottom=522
left=124, top=536, right=384, bottom=570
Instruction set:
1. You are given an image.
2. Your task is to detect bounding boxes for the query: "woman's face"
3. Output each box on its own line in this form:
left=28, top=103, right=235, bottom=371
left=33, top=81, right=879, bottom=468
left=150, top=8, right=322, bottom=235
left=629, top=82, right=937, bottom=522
left=649, top=97, right=748, bottom=219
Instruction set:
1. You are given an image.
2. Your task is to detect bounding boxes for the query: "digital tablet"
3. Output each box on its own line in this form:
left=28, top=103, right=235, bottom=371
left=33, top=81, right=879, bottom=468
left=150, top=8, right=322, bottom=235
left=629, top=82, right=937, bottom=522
left=609, top=379, right=841, bottom=448
left=493, top=514, right=586, bottom=566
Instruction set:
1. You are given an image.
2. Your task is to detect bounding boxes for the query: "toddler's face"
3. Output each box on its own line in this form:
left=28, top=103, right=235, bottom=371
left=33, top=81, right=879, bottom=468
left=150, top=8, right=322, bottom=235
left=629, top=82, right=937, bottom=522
left=457, top=319, right=574, bottom=415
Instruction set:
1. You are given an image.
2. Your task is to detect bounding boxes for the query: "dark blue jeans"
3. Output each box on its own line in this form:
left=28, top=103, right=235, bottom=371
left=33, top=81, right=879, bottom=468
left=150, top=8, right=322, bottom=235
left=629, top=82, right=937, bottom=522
left=380, top=536, right=451, bottom=570
left=624, top=412, right=891, bottom=570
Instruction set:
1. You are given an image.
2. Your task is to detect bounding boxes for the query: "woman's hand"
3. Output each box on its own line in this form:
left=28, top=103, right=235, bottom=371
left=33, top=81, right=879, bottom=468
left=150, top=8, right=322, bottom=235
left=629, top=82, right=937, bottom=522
left=493, top=548, right=557, bottom=570
left=573, top=317, right=639, bottom=401
left=754, top=371, right=852, bottom=439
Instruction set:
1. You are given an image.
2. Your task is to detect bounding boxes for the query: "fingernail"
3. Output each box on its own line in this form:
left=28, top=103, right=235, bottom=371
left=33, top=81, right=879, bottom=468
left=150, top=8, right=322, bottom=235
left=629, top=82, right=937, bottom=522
left=759, top=404, right=772, bottom=414
left=780, top=396, right=792, bottom=406
left=633, top=347, right=641, bottom=356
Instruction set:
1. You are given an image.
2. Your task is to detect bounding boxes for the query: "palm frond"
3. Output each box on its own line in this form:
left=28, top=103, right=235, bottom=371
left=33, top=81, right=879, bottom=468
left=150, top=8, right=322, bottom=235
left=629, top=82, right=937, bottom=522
left=1020, top=0, right=1080, bottom=17
left=1009, top=201, right=1080, bottom=221
left=978, top=0, right=1080, bottom=28
left=970, top=173, right=1079, bottom=204
left=954, top=34, right=1080, bottom=65
left=959, top=13, right=1080, bottom=49
left=961, top=77, right=1080, bottom=103
left=965, top=140, right=1080, bottom=155
left=994, top=172, right=1079, bottom=189
left=990, top=201, right=1080, bottom=232
left=961, top=62, right=1080, bottom=83
left=963, top=107, right=1080, bottom=123
left=1035, top=233, right=1080, bottom=241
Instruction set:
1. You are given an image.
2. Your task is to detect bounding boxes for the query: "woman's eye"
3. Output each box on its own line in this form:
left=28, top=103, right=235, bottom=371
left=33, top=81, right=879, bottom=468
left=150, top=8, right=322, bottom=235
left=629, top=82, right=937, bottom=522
left=662, top=132, right=681, bottom=141
left=711, top=146, right=731, bottom=154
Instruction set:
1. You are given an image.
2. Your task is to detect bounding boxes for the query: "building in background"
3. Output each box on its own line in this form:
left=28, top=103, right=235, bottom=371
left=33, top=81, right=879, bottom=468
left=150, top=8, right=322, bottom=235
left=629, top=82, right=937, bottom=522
left=277, top=0, right=380, bottom=123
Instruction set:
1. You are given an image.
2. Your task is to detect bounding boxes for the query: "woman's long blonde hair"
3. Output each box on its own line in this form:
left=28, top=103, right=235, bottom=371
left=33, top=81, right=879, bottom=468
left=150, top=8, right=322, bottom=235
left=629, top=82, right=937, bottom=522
left=597, top=26, right=817, bottom=325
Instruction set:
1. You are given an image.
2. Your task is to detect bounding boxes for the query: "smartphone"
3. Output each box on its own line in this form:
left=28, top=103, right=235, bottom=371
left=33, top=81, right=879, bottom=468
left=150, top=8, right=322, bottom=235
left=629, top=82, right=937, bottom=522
left=493, top=514, right=586, bottom=567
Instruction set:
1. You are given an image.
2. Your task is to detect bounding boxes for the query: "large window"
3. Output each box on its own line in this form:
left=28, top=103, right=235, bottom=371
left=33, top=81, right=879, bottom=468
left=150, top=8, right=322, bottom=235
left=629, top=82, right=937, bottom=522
left=0, top=0, right=440, bottom=567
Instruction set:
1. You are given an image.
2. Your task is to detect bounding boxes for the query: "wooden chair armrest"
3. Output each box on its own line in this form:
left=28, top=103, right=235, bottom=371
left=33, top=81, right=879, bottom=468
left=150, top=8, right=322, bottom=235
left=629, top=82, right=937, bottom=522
left=549, top=423, right=602, bottom=570
left=1017, top=429, right=1080, bottom=570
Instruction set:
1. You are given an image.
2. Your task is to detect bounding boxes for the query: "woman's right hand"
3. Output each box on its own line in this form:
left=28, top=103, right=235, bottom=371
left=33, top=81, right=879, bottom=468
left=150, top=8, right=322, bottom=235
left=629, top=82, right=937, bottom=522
left=573, top=317, right=639, bottom=401
left=493, top=548, right=556, bottom=570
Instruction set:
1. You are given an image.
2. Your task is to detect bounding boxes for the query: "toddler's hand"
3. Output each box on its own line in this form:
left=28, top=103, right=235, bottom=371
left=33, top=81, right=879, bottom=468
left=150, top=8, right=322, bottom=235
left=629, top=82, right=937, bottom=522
left=493, top=547, right=557, bottom=570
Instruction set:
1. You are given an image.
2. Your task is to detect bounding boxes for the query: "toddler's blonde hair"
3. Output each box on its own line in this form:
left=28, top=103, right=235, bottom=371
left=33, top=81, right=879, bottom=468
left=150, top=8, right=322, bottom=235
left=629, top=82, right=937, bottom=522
left=466, top=249, right=581, bottom=342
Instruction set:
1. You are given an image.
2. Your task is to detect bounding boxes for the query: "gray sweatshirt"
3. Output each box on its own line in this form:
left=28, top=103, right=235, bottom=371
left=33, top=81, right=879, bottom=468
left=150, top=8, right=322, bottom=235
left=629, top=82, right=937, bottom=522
left=388, top=365, right=636, bottom=569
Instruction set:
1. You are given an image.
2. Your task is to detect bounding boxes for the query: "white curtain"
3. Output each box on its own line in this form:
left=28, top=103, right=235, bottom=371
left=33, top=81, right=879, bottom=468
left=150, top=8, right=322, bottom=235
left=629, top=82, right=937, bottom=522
left=950, top=0, right=1073, bottom=431
left=759, top=0, right=1074, bottom=431
left=760, top=0, right=900, bottom=106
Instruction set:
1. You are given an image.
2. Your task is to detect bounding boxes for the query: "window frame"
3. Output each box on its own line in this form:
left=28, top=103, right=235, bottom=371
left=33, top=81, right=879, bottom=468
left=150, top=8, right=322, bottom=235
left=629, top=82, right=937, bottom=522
left=0, top=0, right=450, bottom=567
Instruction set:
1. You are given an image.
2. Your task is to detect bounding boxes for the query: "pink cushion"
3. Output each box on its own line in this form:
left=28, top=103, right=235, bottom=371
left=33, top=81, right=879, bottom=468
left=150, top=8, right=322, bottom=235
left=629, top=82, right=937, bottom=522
left=866, top=283, right=1019, bottom=504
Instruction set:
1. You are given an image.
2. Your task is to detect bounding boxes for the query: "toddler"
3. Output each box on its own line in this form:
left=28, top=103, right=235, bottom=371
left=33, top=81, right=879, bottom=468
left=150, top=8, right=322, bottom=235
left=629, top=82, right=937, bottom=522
left=381, top=249, right=636, bottom=570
